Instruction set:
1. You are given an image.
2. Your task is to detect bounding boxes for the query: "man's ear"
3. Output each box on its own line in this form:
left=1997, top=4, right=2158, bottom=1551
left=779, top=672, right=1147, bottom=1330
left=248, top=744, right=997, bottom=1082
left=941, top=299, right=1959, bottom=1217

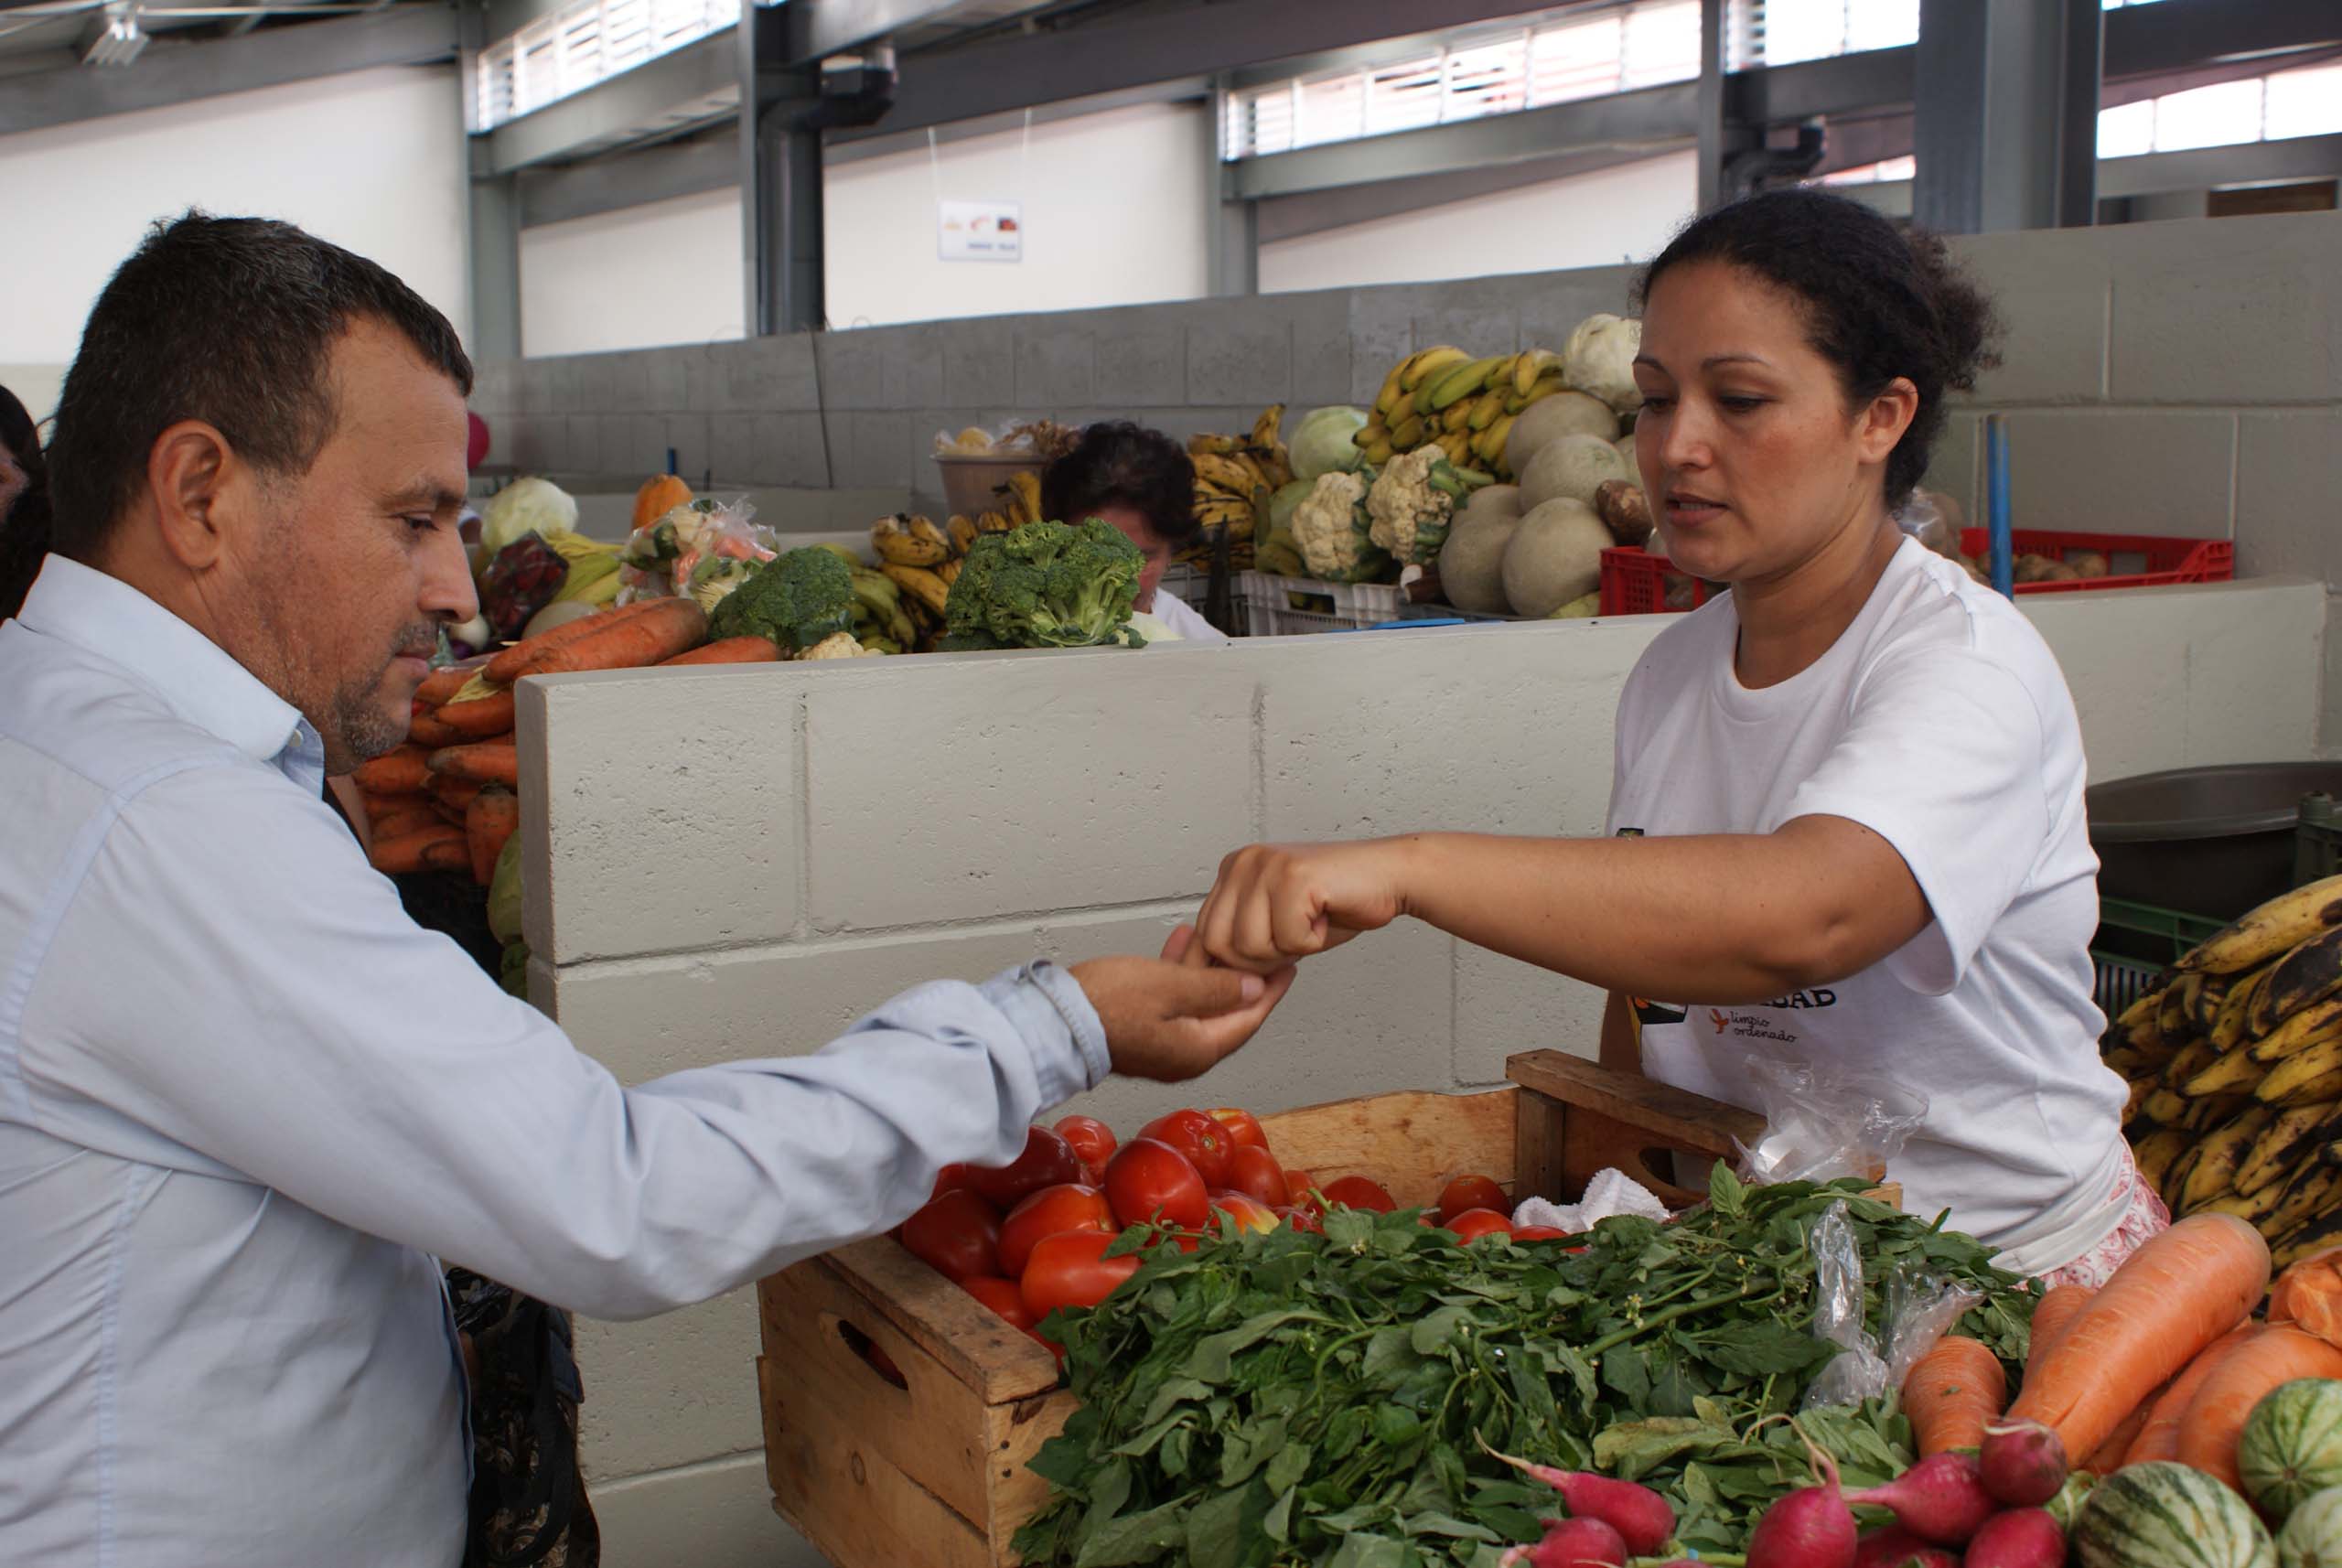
left=145, top=420, right=239, bottom=572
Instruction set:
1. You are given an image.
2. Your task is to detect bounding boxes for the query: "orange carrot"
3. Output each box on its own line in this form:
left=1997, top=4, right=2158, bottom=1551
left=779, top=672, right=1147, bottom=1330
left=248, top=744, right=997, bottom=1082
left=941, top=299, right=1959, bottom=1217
left=416, top=664, right=485, bottom=707
left=510, top=597, right=706, bottom=679
left=660, top=635, right=781, bottom=667
left=438, top=690, right=516, bottom=738
left=351, top=744, right=432, bottom=795
left=368, top=825, right=468, bottom=875
left=360, top=789, right=429, bottom=823
left=2082, top=1391, right=2161, bottom=1475
left=2025, top=1283, right=2096, bottom=1379
left=2175, top=1325, right=2342, bottom=1492
left=370, top=804, right=443, bottom=843
left=407, top=710, right=464, bottom=748
left=427, top=741, right=518, bottom=789
left=2004, top=1213, right=2270, bottom=1463
left=1904, top=1334, right=2007, bottom=1455
left=465, top=787, right=520, bottom=886
left=482, top=602, right=633, bottom=683
left=2124, top=1323, right=2262, bottom=1466
left=429, top=770, right=484, bottom=809
left=2271, top=1245, right=2342, bottom=1351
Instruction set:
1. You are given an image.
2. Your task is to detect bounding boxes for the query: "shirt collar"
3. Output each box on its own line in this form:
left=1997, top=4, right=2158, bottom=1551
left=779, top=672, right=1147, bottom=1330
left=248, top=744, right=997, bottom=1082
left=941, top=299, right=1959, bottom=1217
left=17, top=554, right=314, bottom=766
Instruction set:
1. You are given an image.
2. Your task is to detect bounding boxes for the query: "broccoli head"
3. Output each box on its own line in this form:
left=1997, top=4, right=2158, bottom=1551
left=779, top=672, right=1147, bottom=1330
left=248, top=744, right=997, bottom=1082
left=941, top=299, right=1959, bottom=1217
left=940, top=519, right=1145, bottom=650
left=707, top=545, right=855, bottom=651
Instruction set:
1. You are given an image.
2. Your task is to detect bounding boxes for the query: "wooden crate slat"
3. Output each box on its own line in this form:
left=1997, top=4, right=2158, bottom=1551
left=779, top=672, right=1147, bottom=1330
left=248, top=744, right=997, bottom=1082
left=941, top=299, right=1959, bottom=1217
left=760, top=1355, right=1001, bottom=1568
left=776, top=1236, right=1061, bottom=1404
left=1257, top=1085, right=1517, bottom=1208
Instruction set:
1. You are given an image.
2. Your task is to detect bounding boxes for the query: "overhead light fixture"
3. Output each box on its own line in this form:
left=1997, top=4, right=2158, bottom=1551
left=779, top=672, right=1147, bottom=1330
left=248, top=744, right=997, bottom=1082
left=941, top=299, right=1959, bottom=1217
left=83, top=5, right=147, bottom=66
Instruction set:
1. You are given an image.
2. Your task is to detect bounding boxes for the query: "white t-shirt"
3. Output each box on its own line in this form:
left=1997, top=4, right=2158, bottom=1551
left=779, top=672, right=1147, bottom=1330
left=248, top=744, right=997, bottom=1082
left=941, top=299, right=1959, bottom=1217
left=1150, top=586, right=1230, bottom=643
left=1605, top=538, right=2129, bottom=1270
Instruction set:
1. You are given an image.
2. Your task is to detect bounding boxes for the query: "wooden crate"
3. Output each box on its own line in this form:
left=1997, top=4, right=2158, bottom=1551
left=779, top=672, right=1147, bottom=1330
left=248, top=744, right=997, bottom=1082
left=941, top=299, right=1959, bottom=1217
left=754, top=1051, right=1767, bottom=1568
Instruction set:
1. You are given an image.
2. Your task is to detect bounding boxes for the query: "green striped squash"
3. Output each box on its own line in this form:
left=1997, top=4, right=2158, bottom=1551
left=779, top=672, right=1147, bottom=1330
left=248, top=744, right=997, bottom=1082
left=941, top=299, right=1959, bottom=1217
left=2245, top=1380, right=2342, bottom=1522
left=2281, top=1487, right=2342, bottom=1568
left=2077, top=1462, right=2275, bottom=1568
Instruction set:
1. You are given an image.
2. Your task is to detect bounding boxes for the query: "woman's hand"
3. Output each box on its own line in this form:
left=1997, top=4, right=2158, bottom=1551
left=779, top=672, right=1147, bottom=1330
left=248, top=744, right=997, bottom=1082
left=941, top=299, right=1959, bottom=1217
left=1192, top=839, right=1416, bottom=974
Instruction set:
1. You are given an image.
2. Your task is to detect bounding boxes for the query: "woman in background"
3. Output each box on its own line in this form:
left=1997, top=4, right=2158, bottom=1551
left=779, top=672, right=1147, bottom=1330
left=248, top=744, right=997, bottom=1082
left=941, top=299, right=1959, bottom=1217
left=1043, top=421, right=1228, bottom=643
left=0, top=385, right=49, bottom=619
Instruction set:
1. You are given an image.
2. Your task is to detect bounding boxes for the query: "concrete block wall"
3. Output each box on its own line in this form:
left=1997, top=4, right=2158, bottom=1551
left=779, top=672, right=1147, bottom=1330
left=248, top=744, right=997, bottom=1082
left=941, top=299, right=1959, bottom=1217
left=525, top=577, right=2324, bottom=1566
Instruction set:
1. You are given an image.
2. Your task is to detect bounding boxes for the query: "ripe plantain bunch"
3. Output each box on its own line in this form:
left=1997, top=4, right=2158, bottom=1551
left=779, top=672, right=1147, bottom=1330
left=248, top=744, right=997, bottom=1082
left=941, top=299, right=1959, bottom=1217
left=866, top=472, right=1055, bottom=651
left=2109, top=871, right=2342, bottom=1269
left=1180, top=405, right=1293, bottom=572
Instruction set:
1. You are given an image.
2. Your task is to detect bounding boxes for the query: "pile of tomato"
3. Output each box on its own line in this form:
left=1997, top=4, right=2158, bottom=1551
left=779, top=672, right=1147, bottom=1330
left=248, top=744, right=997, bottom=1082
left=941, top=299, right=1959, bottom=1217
left=896, top=1105, right=1554, bottom=1355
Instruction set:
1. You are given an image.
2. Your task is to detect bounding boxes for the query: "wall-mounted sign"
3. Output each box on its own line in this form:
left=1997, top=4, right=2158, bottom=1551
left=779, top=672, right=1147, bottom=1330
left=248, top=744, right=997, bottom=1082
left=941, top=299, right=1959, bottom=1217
left=938, top=199, right=1022, bottom=263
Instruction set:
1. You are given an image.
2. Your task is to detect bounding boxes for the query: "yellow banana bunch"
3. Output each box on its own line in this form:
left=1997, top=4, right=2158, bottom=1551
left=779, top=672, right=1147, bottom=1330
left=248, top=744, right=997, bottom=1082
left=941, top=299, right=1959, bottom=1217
left=879, top=562, right=951, bottom=619
left=873, top=512, right=953, bottom=566
left=1004, top=470, right=1044, bottom=527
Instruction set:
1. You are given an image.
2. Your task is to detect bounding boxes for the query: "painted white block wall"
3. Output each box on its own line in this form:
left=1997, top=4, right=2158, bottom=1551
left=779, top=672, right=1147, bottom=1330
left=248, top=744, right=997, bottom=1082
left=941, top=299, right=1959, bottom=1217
left=822, top=102, right=1213, bottom=328
left=0, top=64, right=469, bottom=392
left=1258, top=150, right=1700, bottom=295
left=520, top=188, right=747, bottom=358
left=527, top=576, right=2324, bottom=1567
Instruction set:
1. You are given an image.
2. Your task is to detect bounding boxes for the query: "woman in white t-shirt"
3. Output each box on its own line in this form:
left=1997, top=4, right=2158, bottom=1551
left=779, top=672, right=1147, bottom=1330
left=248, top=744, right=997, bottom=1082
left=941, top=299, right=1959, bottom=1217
left=1043, top=422, right=1230, bottom=644
left=1187, top=188, right=2148, bottom=1286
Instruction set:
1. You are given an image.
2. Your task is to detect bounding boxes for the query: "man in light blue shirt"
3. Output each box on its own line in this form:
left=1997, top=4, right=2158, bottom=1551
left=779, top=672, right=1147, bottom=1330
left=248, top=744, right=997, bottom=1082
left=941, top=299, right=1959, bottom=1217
left=0, top=214, right=1291, bottom=1567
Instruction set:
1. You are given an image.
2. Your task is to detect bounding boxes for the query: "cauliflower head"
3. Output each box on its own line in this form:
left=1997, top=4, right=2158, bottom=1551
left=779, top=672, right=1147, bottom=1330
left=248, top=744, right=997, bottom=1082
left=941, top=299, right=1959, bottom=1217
left=1292, top=470, right=1389, bottom=585
left=1562, top=313, right=1644, bottom=413
left=799, top=631, right=875, bottom=660
left=1365, top=446, right=1482, bottom=566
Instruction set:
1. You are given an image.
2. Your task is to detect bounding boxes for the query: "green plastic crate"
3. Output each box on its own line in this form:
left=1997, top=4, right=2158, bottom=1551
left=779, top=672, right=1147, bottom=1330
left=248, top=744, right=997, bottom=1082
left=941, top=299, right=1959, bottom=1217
left=2090, top=897, right=2225, bottom=1019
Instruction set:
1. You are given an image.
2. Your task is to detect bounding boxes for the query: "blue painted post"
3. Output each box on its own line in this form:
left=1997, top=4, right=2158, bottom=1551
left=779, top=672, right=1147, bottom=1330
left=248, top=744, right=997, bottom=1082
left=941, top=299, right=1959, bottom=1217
left=1986, top=414, right=2014, bottom=599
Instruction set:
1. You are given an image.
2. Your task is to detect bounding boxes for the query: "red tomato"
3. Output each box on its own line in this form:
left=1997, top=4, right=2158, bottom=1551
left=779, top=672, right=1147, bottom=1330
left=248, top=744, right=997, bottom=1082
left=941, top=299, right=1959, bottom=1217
left=1225, top=1144, right=1291, bottom=1208
left=1052, top=1115, right=1118, bottom=1172
left=1209, top=1190, right=1280, bottom=1234
left=1138, top=1109, right=1235, bottom=1188
left=967, top=1126, right=1085, bottom=1208
left=1319, top=1175, right=1397, bottom=1214
left=1445, top=1208, right=1514, bottom=1243
left=1020, top=1230, right=1141, bottom=1319
left=996, top=1183, right=1116, bottom=1277
left=1207, top=1107, right=1270, bottom=1152
left=1510, top=1226, right=1572, bottom=1242
left=899, top=1189, right=1000, bottom=1283
left=1435, top=1174, right=1508, bottom=1225
left=1273, top=1205, right=1323, bottom=1233
left=929, top=1163, right=978, bottom=1201
left=958, top=1275, right=1038, bottom=1332
left=1102, top=1137, right=1210, bottom=1230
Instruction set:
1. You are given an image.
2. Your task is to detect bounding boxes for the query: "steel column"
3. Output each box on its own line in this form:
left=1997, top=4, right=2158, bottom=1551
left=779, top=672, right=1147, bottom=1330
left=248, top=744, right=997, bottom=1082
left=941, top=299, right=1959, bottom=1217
left=739, top=5, right=824, bottom=337
left=1205, top=81, right=1257, bottom=296
left=467, top=174, right=525, bottom=361
left=1695, top=0, right=1727, bottom=212
left=1914, top=0, right=2071, bottom=233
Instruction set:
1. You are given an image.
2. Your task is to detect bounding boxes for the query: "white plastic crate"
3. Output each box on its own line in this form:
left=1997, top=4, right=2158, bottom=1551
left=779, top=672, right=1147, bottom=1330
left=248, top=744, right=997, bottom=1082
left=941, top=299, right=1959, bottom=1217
left=1235, top=572, right=1407, bottom=635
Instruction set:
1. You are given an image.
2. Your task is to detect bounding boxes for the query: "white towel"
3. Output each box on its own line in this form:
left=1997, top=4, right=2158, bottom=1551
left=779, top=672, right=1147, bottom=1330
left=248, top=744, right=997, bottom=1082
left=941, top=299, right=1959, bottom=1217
left=1509, top=1167, right=1672, bottom=1234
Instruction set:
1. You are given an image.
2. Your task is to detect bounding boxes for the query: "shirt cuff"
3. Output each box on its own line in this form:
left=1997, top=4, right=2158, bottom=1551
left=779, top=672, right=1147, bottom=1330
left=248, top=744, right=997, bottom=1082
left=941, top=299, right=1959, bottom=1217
left=982, top=961, right=1111, bottom=1103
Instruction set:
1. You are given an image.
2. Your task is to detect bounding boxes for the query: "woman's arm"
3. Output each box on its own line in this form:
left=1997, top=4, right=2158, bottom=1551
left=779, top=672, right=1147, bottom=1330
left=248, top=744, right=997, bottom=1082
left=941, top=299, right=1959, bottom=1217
left=1192, top=815, right=1930, bottom=1005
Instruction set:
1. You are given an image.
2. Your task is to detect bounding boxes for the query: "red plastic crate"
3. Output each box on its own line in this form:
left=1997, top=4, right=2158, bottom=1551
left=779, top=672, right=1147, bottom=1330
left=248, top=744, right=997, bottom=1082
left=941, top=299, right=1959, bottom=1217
left=1597, top=527, right=2232, bottom=616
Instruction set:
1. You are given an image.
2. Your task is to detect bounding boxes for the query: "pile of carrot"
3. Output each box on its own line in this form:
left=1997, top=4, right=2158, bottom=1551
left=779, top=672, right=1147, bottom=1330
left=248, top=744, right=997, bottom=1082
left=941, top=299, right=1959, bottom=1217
left=351, top=598, right=713, bottom=879
left=1896, top=1218, right=2342, bottom=1500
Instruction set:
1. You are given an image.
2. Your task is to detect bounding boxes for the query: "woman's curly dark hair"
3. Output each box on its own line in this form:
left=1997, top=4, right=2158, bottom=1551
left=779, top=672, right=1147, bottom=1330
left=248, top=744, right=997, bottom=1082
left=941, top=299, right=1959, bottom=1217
left=1636, top=187, right=2000, bottom=509
left=1041, top=421, right=1198, bottom=546
left=0, top=383, right=50, bottom=619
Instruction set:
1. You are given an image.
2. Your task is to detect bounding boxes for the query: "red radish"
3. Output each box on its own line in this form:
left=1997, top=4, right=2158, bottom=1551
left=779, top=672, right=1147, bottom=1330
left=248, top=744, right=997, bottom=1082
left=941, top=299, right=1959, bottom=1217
left=1960, top=1509, right=2064, bottom=1568
left=1846, top=1452, right=1996, bottom=1546
left=1477, top=1443, right=1676, bottom=1553
left=1746, top=1438, right=1858, bottom=1568
left=1977, top=1420, right=2068, bottom=1509
left=1524, top=1517, right=1628, bottom=1567
left=1855, top=1526, right=1957, bottom=1567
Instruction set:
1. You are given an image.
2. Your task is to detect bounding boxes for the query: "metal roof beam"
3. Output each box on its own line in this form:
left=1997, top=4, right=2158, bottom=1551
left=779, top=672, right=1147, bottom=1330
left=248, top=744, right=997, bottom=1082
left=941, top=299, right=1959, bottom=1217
left=0, top=3, right=457, bottom=136
left=475, top=27, right=736, bottom=175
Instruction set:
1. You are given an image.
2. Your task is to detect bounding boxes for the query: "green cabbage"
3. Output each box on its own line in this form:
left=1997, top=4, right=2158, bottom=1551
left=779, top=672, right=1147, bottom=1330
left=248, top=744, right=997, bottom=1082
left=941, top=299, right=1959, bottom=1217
left=1290, top=406, right=1370, bottom=482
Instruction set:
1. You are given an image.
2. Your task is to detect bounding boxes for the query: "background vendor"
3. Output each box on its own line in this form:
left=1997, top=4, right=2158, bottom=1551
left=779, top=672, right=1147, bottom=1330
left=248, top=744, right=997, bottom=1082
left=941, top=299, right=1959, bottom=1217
left=1187, top=188, right=2143, bottom=1288
left=1042, top=420, right=1228, bottom=643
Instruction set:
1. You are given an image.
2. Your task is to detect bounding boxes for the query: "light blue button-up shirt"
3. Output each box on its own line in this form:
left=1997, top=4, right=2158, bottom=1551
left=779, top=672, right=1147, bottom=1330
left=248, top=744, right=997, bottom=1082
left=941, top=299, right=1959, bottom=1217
left=0, top=556, right=1110, bottom=1567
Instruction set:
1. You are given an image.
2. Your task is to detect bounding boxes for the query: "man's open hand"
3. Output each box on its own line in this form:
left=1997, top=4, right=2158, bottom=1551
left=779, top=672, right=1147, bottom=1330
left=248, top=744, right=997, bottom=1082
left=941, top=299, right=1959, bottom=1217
left=1069, top=926, right=1295, bottom=1082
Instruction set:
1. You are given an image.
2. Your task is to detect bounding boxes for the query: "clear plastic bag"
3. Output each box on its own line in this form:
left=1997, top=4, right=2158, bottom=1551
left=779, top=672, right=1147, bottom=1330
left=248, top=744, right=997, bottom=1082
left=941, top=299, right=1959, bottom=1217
left=1732, top=1056, right=1929, bottom=1187
left=1880, top=1263, right=1985, bottom=1391
left=1801, top=1200, right=1889, bottom=1410
left=617, top=495, right=775, bottom=607
left=1895, top=489, right=1962, bottom=561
